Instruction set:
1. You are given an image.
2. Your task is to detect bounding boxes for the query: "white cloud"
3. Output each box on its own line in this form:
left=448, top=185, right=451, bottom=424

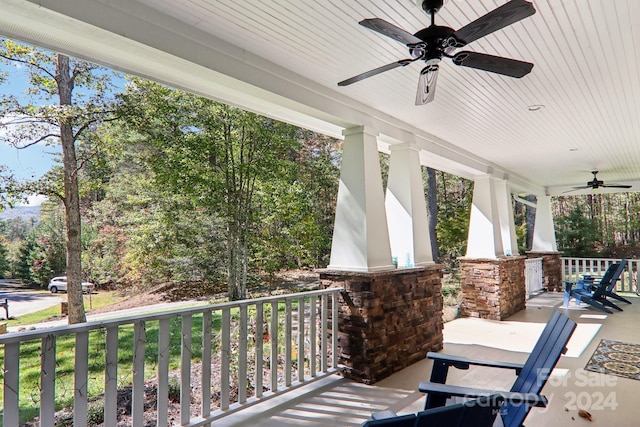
left=20, top=194, right=48, bottom=206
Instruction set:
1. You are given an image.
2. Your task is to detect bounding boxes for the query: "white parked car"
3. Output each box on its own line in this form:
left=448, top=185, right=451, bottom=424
left=48, top=276, right=95, bottom=294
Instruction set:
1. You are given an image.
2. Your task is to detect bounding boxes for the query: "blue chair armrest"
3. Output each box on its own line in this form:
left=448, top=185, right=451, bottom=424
left=427, top=352, right=524, bottom=375
left=418, top=381, right=548, bottom=407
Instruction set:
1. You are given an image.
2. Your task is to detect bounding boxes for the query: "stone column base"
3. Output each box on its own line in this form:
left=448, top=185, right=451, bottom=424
left=318, top=265, right=443, bottom=384
left=459, top=257, right=526, bottom=320
left=526, top=251, right=563, bottom=292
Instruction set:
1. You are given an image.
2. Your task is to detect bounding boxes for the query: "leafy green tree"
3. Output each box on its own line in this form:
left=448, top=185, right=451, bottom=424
left=256, top=131, right=339, bottom=271
left=14, top=235, right=36, bottom=283
left=0, top=237, right=10, bottom=278
left=555, top=202, right=600, bottom=256
left=434, top=171, right=472, bottom=269
left=0, top=165, right=20, bottom=209
left=119, top=80, right=301, bottom=299
left=0, top=39, right=119, bottom=323
left=424, top=166, right=439, bottom=263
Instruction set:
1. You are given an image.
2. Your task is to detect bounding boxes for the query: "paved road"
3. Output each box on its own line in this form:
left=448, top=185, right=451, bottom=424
left=0, top=280, right=63, bottom=319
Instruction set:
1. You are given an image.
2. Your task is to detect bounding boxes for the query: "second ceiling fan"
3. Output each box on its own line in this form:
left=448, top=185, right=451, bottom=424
left=338, top=0, right=537, bottom=105
left=567, top=171, right=632, bottom=193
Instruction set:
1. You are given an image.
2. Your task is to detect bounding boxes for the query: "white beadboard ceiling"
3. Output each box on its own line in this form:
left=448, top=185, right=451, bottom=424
left=1, top=0, right=639, bottom=195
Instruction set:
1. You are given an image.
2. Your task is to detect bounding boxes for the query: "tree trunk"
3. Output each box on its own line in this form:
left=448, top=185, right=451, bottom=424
left=525, top=194, right=536, bottom=251
left=426, top=167, right=439, bottom=263
left=56, top=54, right=86, bottom=324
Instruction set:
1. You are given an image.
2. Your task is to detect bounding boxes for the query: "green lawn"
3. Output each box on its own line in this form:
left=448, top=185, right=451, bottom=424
left=4, top=290, right=124, bottom=328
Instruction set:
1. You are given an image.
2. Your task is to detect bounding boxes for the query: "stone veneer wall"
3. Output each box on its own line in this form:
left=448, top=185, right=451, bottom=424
left=459, top=257, right=526, bottom=320
left=526, top=251, right=563, bottom=292
left=318, top=265, right=443, bottom=384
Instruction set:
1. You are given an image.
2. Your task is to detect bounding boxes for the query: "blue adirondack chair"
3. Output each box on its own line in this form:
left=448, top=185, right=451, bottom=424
left=586, top=260, right=632, bottom=306
left=363, top=394, right=509, bottom=427
left=418, top=311, right=576, bottom=427
left=563, top=262, right=626, bottom=313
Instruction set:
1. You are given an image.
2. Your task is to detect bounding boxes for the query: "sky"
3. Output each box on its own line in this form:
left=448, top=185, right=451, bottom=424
left=0, top=61, right=61, bottom=182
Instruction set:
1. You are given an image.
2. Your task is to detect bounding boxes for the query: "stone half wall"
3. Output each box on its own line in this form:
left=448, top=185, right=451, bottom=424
left=459, top=256, right=526, bottom=320
left=318, top=265, right=443, bottom=385
left=526, top=251, right=563, bottom=292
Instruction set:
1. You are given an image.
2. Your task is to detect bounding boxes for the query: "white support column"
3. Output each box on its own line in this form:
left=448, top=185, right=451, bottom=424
left=385, top=142, right=433, bottom=267
left=465, top=175, right=503, bottom=258
left=494, top=179, right=519, bottom=256
left=328, top=126, right=394, bottom=272
left=532, top=195, right=558, bottom=252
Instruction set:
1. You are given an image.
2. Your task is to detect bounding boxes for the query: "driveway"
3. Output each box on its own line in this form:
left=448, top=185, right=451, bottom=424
left=0, top=279, right=63, bottom=319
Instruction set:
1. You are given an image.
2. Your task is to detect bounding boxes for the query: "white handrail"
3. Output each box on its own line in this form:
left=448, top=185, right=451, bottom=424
left=0, top=287, right=343, bottom=427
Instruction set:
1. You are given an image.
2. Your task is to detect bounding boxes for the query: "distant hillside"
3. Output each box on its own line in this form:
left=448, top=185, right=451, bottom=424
left=0, top=205, right=41, bottom=221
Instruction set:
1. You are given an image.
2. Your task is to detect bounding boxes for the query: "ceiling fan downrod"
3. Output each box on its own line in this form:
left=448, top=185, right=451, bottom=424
left=418, top=0, right=445, bottom=25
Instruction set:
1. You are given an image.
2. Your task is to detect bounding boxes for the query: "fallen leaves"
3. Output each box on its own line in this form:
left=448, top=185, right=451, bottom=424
left=578, top=409, right=593, bottom=421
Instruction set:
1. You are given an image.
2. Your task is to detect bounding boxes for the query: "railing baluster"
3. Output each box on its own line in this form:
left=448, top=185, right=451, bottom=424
left=255, top=301, right=264, bottom=398
left=297, top=296, right=305, bottom=383
left=104, top=326, right=119, bottom=427
left=157, top=318, right=170, bottom=427
left=132, top=321, right=146, bottom=426
left=285, top=298, right=292, bottom=387
left=332, top=291, right=339, bottom=369
left=270, top=301, right=278, bottom=392
left=3, top=342, right=20, bottom=427
left=74, top=331, right=89, bottom=427
left=201, top=311, right=212, bottom=421
left=321, top=294, right=328, bottom=373
left=40, top=334, right=56, bottom=427
left=221, top=307, right=231, bottom=410
left=239, top=305, right=248, bottom=403
left=181, top=315, right=192, bottom=426
left=309, top=295, right=317, bottom=377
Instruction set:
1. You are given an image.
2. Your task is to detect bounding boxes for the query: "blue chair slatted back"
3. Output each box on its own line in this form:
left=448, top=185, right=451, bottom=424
left=502, top=311, right=576, bottom=427
left=605, top=260, right=627, bottom=293
left=592, top=263, right=618, bottom=286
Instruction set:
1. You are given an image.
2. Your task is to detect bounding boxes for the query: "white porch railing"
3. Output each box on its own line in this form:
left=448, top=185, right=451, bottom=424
left=561, top=257, right=640, bottom=293
left=0, top=287, right=343, bottom=426
left=525, top=257, right=544, bottom=297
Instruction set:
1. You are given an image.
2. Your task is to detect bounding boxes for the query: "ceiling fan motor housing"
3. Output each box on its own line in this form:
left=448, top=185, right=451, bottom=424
left=413, top=26, right=456, bottom=60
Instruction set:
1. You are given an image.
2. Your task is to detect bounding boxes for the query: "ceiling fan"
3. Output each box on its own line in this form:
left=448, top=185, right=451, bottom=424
left=338, top=0, right=536, bottom=105
left=567, top=171, right=632, bottom=192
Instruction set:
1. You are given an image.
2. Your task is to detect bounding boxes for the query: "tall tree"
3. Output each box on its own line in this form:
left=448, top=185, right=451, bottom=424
left=120, top=79, right=300, bottom=300
left=0, top=39, right=119, bottom=323
left=0, top=237, right=9, bottom=278
left=424, top=166, right=439, bottom=263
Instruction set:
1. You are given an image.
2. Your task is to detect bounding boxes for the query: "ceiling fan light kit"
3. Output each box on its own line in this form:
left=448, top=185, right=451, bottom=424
left=338, top=0, right=536, bottom=105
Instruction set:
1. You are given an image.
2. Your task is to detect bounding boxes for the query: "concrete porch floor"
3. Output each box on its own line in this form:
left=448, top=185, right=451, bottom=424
left=219, top=291, right=640, bottom=426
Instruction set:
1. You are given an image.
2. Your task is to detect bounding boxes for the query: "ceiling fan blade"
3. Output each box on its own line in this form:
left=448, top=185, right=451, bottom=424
left=601, top=184, right=632, bottom=189
left=338, top=59, right=415, bottom=86
left=359, top=18, right=422, bottom=45
left=563, top=186, right=591, bottom=193
left=452, top=0, right=536, bottom=46
left=415, top=64, right=439, bottom=105
left=452, top=51, right=533, bottom=77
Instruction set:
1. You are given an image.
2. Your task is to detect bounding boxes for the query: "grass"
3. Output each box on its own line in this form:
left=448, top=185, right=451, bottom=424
left=4, top=290, right=124, bottom=328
